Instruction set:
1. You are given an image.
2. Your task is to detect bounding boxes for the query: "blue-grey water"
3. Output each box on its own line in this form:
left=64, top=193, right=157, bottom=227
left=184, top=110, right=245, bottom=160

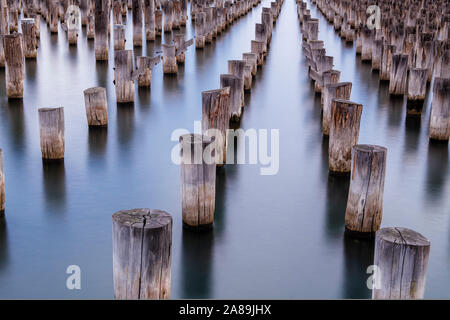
left=0, top=0, right=449, bottom=298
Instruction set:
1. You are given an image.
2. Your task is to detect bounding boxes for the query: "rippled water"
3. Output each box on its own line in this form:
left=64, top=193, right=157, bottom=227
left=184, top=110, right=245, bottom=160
left=0, top=0, right=448, bottom=298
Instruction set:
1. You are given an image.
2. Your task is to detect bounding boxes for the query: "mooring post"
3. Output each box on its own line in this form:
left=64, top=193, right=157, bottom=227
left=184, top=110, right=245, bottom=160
left=113, top=24, right=126, bottom=50
left=21, top=18, right=37, bottom=59
left=180, top=134, right=216, bottom=230
left=135, top=55, right=161, bottom=87
left=195, top=11, right=206, bottom=49
left=202, top=87, right=230, bottom=166
left=49, top=0, right=59, bottom=33
left=38, top=107, right=65, bottom=160
left=0, top=0, right=8, bottom=68
left=406, top=68, right=428, bottom=116
left=251, top=40, right=265, bottom=66
left=114, top=50, right=135, bottom=103
left=162, top=0, right=173, bottom=33
left=242, top=52, right=258, bottom=76
left=132, top=0, right=143, bottom=46
left=220, top=74, right=243, bottom=122
left=4, top=33, right=24, bottom=99
left=162, top=43, right=178, bottom=74
left=112, top=208, right=172, bottom=299
left=380, top=43, right=396, bottom=81
left=322, top=82, right=352, bottom=136
left=389, top=54, right=408, bottom=95
left=345, top=144, right=387, bottom=237
left=84, top=87, right=108, bottom=127
left=87, top=13, right=95, bottom=39
left=329, top=99, right=363, bottom=174
left=373, top=227, right=430, bottom=299
left=228, top=60, right=246, bottom=107
left=155, top=9, right=163, bottom=36
left=95, top=0, right=109, bottom=60
left=174, top=33, right=193, bottom=64
left=361, top=26, right=374, bottom=62
left=429, top=77, right=450, bottom=142
left=144, top=0, right=156, bottom=41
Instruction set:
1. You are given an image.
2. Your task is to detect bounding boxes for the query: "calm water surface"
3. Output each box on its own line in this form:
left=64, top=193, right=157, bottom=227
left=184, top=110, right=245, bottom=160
left=0, top=0, right=449, bottom=298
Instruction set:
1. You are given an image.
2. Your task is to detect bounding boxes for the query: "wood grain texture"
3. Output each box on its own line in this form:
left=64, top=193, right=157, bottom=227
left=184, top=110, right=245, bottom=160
left=373, top=227, right=430, bottom=299
left=322, top=82, right=352, bottom=136
left=132, top=0, right=143, bottom=46
left=345, top=144, right=387, bottom=236
left=135, top=55, right=160, bottom=87
left=144, top=0, right=156, bottom=41
left=329, top=99, right=362, bottom=173
left=112, top=208, right=172, bottom=299
left=429, top=77, right=450, bottom=141
left=21, top=19, right=37, bottom=58
left=4, top=33, right=24, bottom=99
left=114, top=50, right=135, bottom=103
left=195, top=11, right=206, bottom=49
left=38, top=107, right=65, bottom=160
left=162, top=43, right=178, bottom=74
left=113, top=24, right=126, bottom=51
left=220, top=74, right=243, bottom=122
left=84, top=87, right=108, bottom=126
left=95, top=0, right=109, bottom=60
left=389, top=54, right=408, bottom=95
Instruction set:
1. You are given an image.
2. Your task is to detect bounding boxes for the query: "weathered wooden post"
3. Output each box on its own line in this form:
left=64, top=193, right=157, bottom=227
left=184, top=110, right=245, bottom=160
left=113, top=0, right=123, bottom=25
left=306, top=19, right=318, bottom=41
left=329, top=99, right=363, bottom=174
left=162, top=43, right=178, bottom=74
left=202, top=87, right=230, bottom=166
left=38, top=107, right=65, bottom=160
left=195, top=12, right=206, bottom=49
left=80, top=0, right=91, bottom=26
left=180, top=134, right=216, bottom=230
left=361, top=26, right=373, bottom=62
left=114, top=50, right=135, bottom=103
left=255, top=23, right=267, bottom=54
left=174, top=34, right=193, bottom=64
left=228, top=60, right=246, bottom=107
left=345, top=145, right=387, bottom=237
left=220, top=74, right=243, bottom=122
left=87, top=13, right=95, bottom=39
left=242, top=52, right=258, bottom=76
left=144, top=0, right=156, bottom=41
left=8, top=0, right=19, bottom=32
left=155, top=9, right=162, bottom=36
left=113, top=24, right=126, bottom=50
left=389, top=54, right=408, bottom=95
left=4, top=33, right=24, bottom=99
left=380, top=43, right=395, bottom=81
left=49, top=0, right=59, bottom=33
left=172, top=0, right=181, bottom=29
left=112, top=208, right=172, bottom=299
left=373, top=227, right=430, bottom=299
left=429, top=77, right=450, bottom=141
left=406, top=68, right=428, bottom=116
left=21, top=19, right=37, bottom=59
left=204, top=7, right=214, bottom=44
left=251, top=40, right=265, bottom=66
left=95, top=0, right=109, bottom=60
left=162, top=0, right=173, bottom=33
left=29, top=13, right=41, bottom=39
left=0, top=148, right=4, bottom=213
left=322, top=82, right=352, bottom=136
left=262, top=8, right=273, bottom=43
left=371, top=39, right=383, bottom=71
left=0, top=0, right=8, bottom=68
left=132, top=0, right=143, bottom=46
left=84, top=87, right=108, bottom=126
left=135, top=55, right=161, bottom=87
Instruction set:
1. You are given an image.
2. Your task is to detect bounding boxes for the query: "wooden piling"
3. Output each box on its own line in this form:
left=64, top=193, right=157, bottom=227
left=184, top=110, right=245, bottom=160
left=380, top=43, right=395, bottom=81
left=135, top=55, right=161, bottom=87
left=49, top=0, right=59, bottom=33
left=132, top=0, right=143, bottom=46
left=38, top=107, right=65, bottom=160
left=371, top=39, right=383, bottom=71
left=361, top=26, right=374, bottom=62
left=373, top=227, right=430, bottom=299
left=406, top=68, right=428, bottom=116
left=21, top=19, right=37, bottom=59
left=84, top=87, right=108, bottom=126
left=162, top=43, right=178, bottom=74
left=144, top=0, right=156, bottom=41
left=0, top=0, right=8, bottom=68
left=114, top=50, right=135, bottom=103
left=87, top=13, right=95, bottom=39
left=322, top=82, right=352, bottom=136
left=251, top=40, right=265, bottom=66
left=4, top=33, right=24, bottom=99
left=112, top=208, right=172, bottom=299
left=0, top=148, right=4, bottom=213
left=155, top=9, right=162, bottom=36
left=202, top=87, right=230, bottom=166
left=113, top=24, right=126, bottom=51
left=228, top=60, right=246, bottom=107
left=162, top=0, right=173, bottom=33
left=389, top=54, right=409, bottom=95
left=345, top=145, right=387, bottom=237
left=220, top=74, right=243, bottom=122
left=195, top=12, right=206, bottom=49
left=174, top=34, right=193, bottom=64
left=95, top=0, right=109, bottom=60
left=242, top=52, right=258, bottom=76
left=329, top=99, right=363, bottom=174
left=429, top=77, right=450, bottom=141
left=180, top=134, right=216, bottom=229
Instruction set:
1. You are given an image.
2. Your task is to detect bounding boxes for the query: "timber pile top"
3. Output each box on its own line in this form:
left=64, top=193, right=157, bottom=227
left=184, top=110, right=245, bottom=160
left=112, top=208, right=172, bottom=229
left=377, top=227, right=430, bottom=247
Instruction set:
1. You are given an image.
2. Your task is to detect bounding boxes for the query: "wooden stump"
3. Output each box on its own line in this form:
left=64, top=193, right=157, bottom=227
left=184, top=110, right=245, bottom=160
left=361, top=26, right=373, bottom=62
left=322, top=82, right=352, bottom=136
left=162, top=0, right=173, bottom=33
left=84, top=87, right=108, bottom=126
left=243, top=64, right=253, bottom=90
left=251, top=40, right=265, bottom=66
left=202, top=87, right=230, bottom=166
left=113, top=0, right=123, bottom=25
left=220, top=74, right=243, bottom=122
left=255, top=23, right=267, bottom=54
left=112, top=208, right=172, bottom=299
left=345, top=145, right=387, bottom=237
left=0, top=0, right=8, bottom=68
left=135, top=55, right=160, bottom=87
left=132, top=0, right=143, bottom=46
left=262, top=9, right=273, bottom=43
left=95, top=0, right=109, bottom=60
left=162, top=43, right=178, bottom=74
left=113, top=24, right=126, bottom=51
left=4, top=33, right=24, bottom=99
left=306, top=19, right=318, bottom=41
left=49, top=0, right=59, bottom=33
left=195, top=12, right=206, bottom=49
left=180, top=134, right=216, bottom=230
left=144, top=0, right=156, bottom=41
left=320, top=69, right=341, bottom=105
left=380, top=43, right=395, bottom=81
left=329, top=99, right=363, bottom=174
left=173, top=34, right=192, bottom=64
left=0, top=148, right=4, bottom=213
left=406, top=68, right=428, bottom=116
left=228, top=60, right=246, bottom=107
left=87, top=13, right=95, bottom=40
left=373, top=227, right=430, bottom=299
left=371, top=39, right=383, bottom=71
left=38, top=107, right=65, bottom=160
left=429, top=77, right=450, bottom=141
left=21, top=18, right=37, bottom=59
left=389, top=54, right=408, bottom=95
left=155, top=9, right=162, bottom=36
left=242, top=52, right=258, bottom=76
left=114, top=50, right=135, bottom=103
